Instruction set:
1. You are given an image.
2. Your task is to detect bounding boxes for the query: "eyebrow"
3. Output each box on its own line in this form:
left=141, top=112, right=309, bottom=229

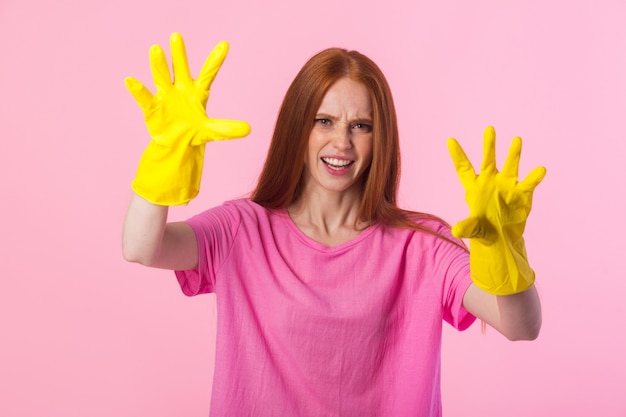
left=315, top=113, right=373, bottom=124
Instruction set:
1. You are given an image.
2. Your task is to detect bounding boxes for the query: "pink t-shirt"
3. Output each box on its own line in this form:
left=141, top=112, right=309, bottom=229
left=175, top=199, right=475, bottom=417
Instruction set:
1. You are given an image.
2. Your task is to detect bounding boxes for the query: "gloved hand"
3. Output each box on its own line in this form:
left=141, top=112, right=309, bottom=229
left=125, top=32, right=251, bottom=205
left=447, top=126, right=546, bottom=295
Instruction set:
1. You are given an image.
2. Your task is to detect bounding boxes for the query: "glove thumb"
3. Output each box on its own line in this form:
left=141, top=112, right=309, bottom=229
left=451, top=216, right=484, bottom=239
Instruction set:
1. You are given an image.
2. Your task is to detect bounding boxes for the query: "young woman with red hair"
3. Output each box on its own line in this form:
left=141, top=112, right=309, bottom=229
left=123, top=33, right=545, bottom=416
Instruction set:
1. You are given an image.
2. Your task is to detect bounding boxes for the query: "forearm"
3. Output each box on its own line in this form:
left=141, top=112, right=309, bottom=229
left=464, top=283, right=542, bottom=341
left=496, top=285, right=542, bottom=341
left=122, top=193, right=169, bottom=265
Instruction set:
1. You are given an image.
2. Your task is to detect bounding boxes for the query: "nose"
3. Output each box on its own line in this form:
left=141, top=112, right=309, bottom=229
left=331, top=125, right=353, bottom=150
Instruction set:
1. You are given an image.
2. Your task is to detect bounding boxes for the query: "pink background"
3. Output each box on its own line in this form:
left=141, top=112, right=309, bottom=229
left=1, top=0, right=625, bottom=415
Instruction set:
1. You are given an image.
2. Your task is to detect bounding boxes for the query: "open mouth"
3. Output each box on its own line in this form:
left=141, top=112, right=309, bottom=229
left=321, top=157, right=354, bottom=171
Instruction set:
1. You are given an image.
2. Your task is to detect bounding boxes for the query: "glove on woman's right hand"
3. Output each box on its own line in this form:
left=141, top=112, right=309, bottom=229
left=125, top=32, right=251, bottom=205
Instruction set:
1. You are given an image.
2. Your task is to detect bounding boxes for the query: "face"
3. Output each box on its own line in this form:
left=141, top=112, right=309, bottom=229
left=302, top=77, right=374, bottom=198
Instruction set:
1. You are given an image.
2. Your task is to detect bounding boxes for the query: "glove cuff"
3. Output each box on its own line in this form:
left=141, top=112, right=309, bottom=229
left=469, top=237, right=536, bottom=295
left=131, top=139, right=205, bottom=206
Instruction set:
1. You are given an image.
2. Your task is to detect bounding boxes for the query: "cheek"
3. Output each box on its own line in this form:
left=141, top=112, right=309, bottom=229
left=303, top=149, right=312, bottom=169
left=303, top=142, right=315, bottom=168
left=305, top=132, right=323, bottom=162
left=361, top=138, right=374, bottom=164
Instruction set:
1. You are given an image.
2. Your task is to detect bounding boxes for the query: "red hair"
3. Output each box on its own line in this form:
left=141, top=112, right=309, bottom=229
left=251, top=47, right=466, bottom=247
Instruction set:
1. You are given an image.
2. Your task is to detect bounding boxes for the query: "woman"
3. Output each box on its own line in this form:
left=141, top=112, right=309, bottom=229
left=123, top=32, right=545, bottom=416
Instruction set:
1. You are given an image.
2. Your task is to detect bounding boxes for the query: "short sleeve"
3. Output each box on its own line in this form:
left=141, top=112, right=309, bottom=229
left=428, top=222, right=476, bottom=331
left=174, top=202, right=242, bottom=296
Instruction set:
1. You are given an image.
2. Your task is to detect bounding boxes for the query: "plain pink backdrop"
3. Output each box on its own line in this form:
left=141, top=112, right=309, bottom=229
left=1, top=0, right=625, bottom=416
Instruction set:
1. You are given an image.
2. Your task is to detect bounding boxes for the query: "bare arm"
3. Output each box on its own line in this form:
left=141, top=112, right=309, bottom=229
left=463, top=283, right=542, bottom=341
left=122, top=193, right=198, bottom=270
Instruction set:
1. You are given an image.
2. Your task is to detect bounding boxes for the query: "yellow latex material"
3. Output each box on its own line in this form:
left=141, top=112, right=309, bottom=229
left=125, top=32, right=251, bottom=205
left=447, top=126, right=546, bottom=295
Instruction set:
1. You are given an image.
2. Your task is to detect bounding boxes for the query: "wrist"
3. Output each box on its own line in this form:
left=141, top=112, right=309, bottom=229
left=469, top=237, right=535, bottom=295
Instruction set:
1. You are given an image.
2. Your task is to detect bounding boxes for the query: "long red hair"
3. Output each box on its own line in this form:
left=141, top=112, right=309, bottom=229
left=251, top=47, right=465, bottom=245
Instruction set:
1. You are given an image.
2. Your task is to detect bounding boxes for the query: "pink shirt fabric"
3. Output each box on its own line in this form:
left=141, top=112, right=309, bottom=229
left=175, top=199, right=475, bottom=417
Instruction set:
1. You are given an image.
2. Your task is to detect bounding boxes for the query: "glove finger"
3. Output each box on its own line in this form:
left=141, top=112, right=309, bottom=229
left=480, top=126, right=497, bottom=174
left=501, top=136, right=522, bottom=179
left=451, top=216, right=482, bottom=239
left=170, top=32, right=193, bottom=85
left=191, top=118, right=252, bottom=145
left=124, top=77, right=154, bottom=112
left=149, top=44, right=173, bottom=91
left=447, top=138, right=476, bottom=188
left=518, top=166, right=547, bottom=192
left=196, top=41, right=229, bottom=93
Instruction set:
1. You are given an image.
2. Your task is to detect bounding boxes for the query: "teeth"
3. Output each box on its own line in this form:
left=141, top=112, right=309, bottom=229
left=322, top=157, right=352, bottom=167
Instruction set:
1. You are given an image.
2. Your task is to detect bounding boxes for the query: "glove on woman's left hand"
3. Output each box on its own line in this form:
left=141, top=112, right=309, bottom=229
left=447, top=126, right=546, bottom=295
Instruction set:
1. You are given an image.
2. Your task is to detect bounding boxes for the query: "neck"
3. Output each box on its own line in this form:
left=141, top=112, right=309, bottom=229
left=288, top=187, right=369, bottom=246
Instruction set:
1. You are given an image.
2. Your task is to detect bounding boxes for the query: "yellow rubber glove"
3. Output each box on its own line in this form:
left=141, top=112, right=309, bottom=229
left=125, top=32, right=251, bottom=205
left=447, top=126, right=546, bottom=295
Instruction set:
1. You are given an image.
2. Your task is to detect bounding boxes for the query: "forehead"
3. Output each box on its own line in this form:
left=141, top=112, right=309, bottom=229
left=317, top=78, right=372, bottom=116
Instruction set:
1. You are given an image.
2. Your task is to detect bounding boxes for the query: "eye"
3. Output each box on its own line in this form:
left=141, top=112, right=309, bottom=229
left=315, top=118, right=331, bottom=126
left=352, top=123, right=372, bottom=133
